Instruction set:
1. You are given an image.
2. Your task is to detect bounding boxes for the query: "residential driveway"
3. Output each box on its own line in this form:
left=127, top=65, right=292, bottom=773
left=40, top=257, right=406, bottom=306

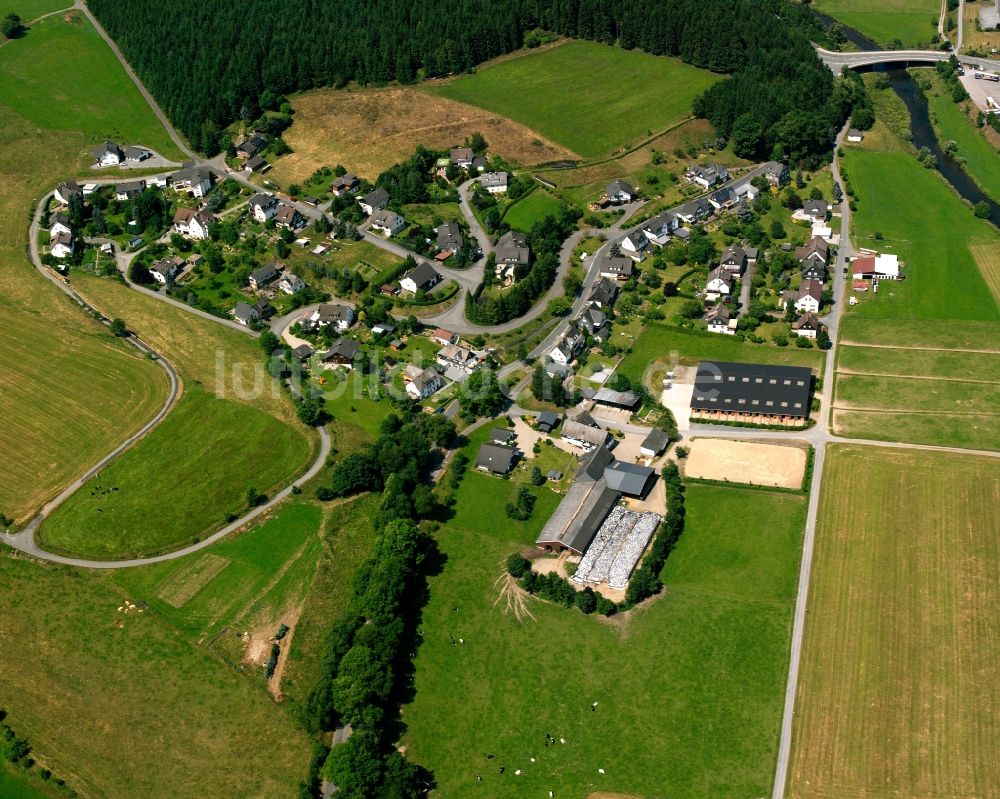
left=89, top=150, right=180, bottom=171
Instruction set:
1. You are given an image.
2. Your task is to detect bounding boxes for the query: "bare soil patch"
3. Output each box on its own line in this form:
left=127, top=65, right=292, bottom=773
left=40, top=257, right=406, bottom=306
left=684, top=438, right=807, bottom=489
left=271, top=87, right=577, bottom=182
left=493, top=571, right=536, bottom=622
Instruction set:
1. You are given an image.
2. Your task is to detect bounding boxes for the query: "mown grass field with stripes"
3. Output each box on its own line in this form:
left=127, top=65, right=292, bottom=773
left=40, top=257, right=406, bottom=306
left=790, top=445, right=1000, bottom=799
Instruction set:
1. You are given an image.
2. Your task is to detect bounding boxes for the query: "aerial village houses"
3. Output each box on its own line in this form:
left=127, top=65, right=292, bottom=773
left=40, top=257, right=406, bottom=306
left=437, top=343, right=482, bottom=373
left=792, top=312, right=824, bottom=339
left=851, top=253, right=901, bottom=281
left=403, top=365, right=444, bottom=400
left=321, top=338, right=361, bottom=368
left=234, top=301, right=261, bottom=326
left=495, top=230, right=531, bottom=282
left=331, top=173, right=359, bottom=196
left=675, top=197, right=713, bottom=225
left=480, top=172, right=508, bottom=194
left=762, top=160, right=790, bottom=186
left=705, top=266, right=733, bottom=300
left=49, top=231, right=74, bottom=260
left=308, top=303, right=354, bottom=331
left=705, top=302, right=737, bottom=335
left=685, top=163, right=730, bottom=189
left=370, top=209, right=405, bottom=236
left=718, top=244, right=747, bottom=275
left=359, top=187, right=389, bottom=215
left=782, top=278, right=823, bottom=313
left=172, top=207, right=214, bottom=240
left=450, top=147, right=474, bottom=169
left=598, top=253, right=634, bottom=281
left=115, top=180, right=145, bottom=201
left=54, top=181, right=82, bottom=206
left=797, top=237, right=830, bottom=283
left=589, top=277, right=620, bottom=308
left=92, top=141, right=124, bottom=167
left=249, top=193, right=280, bottom=223
left=149, top=256, right=185, bottom=285
left=278, top=273, right=305, bottom=295
left=274, top=203, right=305, bottom=230
left=236, top=134, right=268, bottom=160
left=399, top=261, right=442, bottom=294
left=560, top=419, right=611, bottom=452
left=244, top=155, right=268, bottom=173
left=435, top=223, right=463, bottom=255
left=49, top=212, right=72, bottom=238
left=605, top=179, right=638, bottom=204
left=549, top=331, right=586, bottom=365
left=171, top=164, right=212, bottom=197
left=641, top=211, right=679, bottom=246
left=620, top=230, right=647, bottom=258
left=689, top=361, right=812, bottom=425
left=249, top=262, right=280, bottom=290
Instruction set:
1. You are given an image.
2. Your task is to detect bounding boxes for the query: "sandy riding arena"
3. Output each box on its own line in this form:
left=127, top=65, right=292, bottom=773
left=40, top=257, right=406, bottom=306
left=684, top=439, right=807, bottom=488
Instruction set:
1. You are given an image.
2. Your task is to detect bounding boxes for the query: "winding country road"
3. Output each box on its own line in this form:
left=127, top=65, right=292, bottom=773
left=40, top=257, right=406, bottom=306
left=2, top=190, right=331, bottom=569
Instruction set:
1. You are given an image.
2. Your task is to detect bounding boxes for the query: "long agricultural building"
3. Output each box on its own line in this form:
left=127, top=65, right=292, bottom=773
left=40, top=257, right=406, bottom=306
left=690, top=360, right=812, bottom=424
left=535, top=447, right=660, bottom=589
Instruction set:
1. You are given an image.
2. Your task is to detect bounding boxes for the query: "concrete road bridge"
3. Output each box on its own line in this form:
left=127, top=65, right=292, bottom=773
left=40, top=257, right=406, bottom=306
left=815, top=45, right=1000, bottom=74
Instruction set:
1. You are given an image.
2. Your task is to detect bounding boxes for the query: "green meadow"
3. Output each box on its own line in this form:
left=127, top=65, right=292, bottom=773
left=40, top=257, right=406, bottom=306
left=840, top=149, right=999, bottom=324
left=37, top=386, right=313, bottom=559
left=617, top=323, right=824, bottom=385
left=503, top=188, right=567, bottom=232
left=812, top=0, right=940, bottom=48
left=424, top=40, right=720, bottom=159
left=0, top=14, right=183, bottom=158
left=403, top=472, right=806, bottom=798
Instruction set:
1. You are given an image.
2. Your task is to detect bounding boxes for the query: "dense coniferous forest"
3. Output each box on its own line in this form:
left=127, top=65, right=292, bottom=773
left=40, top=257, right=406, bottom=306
left=89, top=0, right=844, bottom=162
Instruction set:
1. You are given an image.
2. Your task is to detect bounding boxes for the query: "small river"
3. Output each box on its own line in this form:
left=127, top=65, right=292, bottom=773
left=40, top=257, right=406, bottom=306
left=811, top=10, right=1000, bottom=225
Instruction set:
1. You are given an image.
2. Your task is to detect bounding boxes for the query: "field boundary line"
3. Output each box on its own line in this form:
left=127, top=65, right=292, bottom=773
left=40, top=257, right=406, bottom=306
left=836, top=368, right=1000, bottom=384
left=839, top=340, right=1000, bottom=354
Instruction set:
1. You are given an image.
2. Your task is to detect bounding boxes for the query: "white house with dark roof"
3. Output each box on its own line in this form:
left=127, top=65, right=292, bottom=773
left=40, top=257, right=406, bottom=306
left=782, top=278, right=823, bottom=313
left=278, top=273, right=305, bottom=295
left=331, top=173, right=359, bottom=196
left=792, top=312, right=824, bottom=339
left=605, top=179, right=637, bottom=204
left=249, top=263, right=280, bottom=290
left=359, top=187, right=389, bottom=215
left=92, top=141, right=124, bottom=167
left=173, top=207, right=214, bottom=240
left=125, top=146, right=151, bottom=163
left=309, top=303, right=354, bottom=331
left=399, top=262, right=441, bottom=294
left=794, top=199, right=829, bottom=225
left=249, top=193, right=279, bottom=222
left=450, top=147, right=474, bottom=168
left=54, top=181, right=82, bottom=206
left=115, top=180, right=146, bottom=201
left=762, top=161, right=789, bottom=186
left=234, top=301, right=260, bottom=326
left=480, top=172, right=508, bottom=194
left=641, top=211, right=678, bottom=246
left=405, top=366, right=444, bottom=400
left=598, top=254, right=634, bottom=281
left=49, top=231, right=75, bottom=259
left=718, top=244, right=747, bottom=275
left=495, top=230, right=530, bottom=281
left=549, top=331, right=586, bottom=365
left=370, top=209, right=405, bottom=236
left=620, top=230, right=647, bottom=258
left=685, top=163, right=729, bottom=189
left=705, top=266, right=732, bottom=300
left=274, top=203, right=305, bottom=230
left=705, top=302, right=737, bottom=335
left=49, top=213, right=72, bottom=239
left=170, top=164, right=212, bottom=197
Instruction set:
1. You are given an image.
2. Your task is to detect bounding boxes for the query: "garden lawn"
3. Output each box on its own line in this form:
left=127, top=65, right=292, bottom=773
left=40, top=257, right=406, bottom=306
left=923, top=72, right=1000, bottom=202
left=839, top=149, right=1000, bottom=323
left=502, top=188, right=565, bottom=232
left=812, top=0, right=940, bottom=48
left=790, top=445, right=1000, bottom=799
left=424, top=40, right=719, bottom=159
left=108, top=502, right=323, bottom=640
left=0, top=15, right=182, bottom=158
left=617, top=323, right=824, bottom=385
left=322, top=386, right=394, bottom=439
left=37, top=386, right=313, bottom=559
left=0, top=556, right=310, bottom=799
left=403, top=481, right=806, bottom=798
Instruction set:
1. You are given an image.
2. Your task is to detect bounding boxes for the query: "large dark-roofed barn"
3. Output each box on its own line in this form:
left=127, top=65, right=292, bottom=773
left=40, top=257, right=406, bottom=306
left=690, top=361, right=812, bottom=425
